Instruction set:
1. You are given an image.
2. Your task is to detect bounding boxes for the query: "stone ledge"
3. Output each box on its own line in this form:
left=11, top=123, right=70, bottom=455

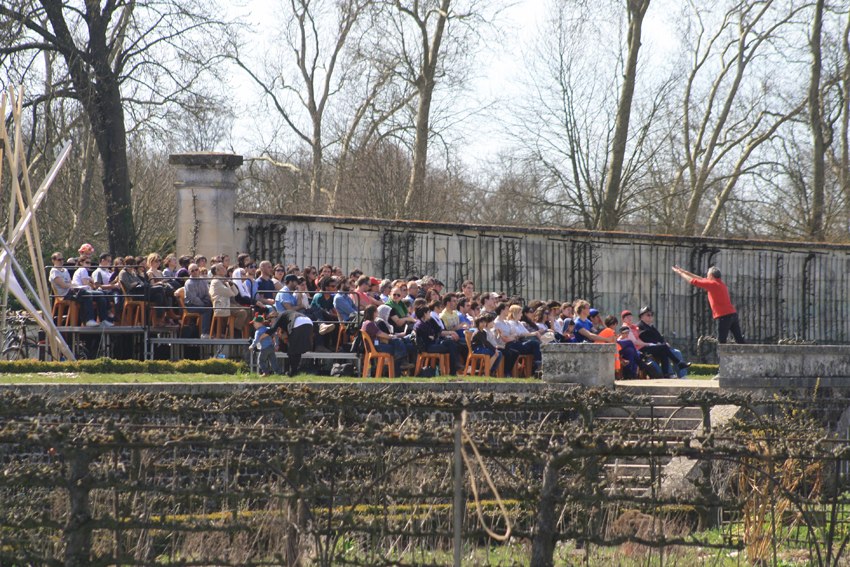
left=719, top=344, right=850, bottom=390
left=169, top=152, right=244, bottom=169
left=541, top=343, right=616, bottom=388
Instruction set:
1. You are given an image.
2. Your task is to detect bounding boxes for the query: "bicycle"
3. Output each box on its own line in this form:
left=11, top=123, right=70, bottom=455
left=2, top=312, right=39, bottom=361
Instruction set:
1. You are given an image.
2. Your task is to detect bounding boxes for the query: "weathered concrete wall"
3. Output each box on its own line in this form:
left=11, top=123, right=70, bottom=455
left=234, top=212, right=850, bottom=353
left=719, top=344, right=850, bottom=391
left=541, top=343, right=616, bottom=387
left=170, top=153, right=243, bottom=259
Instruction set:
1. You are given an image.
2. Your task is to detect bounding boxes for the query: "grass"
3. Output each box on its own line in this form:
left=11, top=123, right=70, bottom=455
left=0, top=372, right=550, bottom=385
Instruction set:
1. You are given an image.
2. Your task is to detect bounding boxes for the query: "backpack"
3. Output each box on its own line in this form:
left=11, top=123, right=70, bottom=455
left=417, top=366, right=436, bottom=378
left=330, top=362, right=357, bottom=377
left=638, top=355, right=663, bottom=379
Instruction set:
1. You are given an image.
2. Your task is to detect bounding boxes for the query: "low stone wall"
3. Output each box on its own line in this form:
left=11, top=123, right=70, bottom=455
left=541, top=343, right=616, bottom=387
left=719, top=344, right=850, bottom=391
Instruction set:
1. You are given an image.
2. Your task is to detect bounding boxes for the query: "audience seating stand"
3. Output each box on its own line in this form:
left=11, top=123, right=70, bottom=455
left=360, top=331, right=395, bottom=378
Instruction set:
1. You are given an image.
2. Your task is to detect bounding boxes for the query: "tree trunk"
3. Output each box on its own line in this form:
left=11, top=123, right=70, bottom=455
left=401, top=0, right=452, bottom=215
left=808, top=0, right=826, bottom=241
left=530, top=458, right=559, bottom=567
left=404, top=80, right=435, bottom=214
left=598, top=0, right=650, bottom=230
left=310, top=118, right=323, bottom=210
left=840, top=10, right=850, bottom=236
left=63, top=450, right=93, bottom=567
left=93, top=81, right=137, bottom=256
left=40, top=0, right=137, bottom=255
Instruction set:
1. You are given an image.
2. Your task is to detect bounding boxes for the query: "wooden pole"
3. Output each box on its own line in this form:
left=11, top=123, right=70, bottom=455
left=0, top=91, right=10, bottom=336
left=0, top=140, right=74, bottom=360
left=6, top=87, right=50, bottom=313
left=11, top=87, right=51, bottom=314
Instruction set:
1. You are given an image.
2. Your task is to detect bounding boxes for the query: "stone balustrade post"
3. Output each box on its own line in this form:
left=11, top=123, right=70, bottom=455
left=169, top=152, right=243, bottom=259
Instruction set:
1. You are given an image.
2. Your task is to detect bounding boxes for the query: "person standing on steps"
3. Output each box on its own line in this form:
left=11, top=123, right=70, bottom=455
left=672, top=265, right=744, bottom=344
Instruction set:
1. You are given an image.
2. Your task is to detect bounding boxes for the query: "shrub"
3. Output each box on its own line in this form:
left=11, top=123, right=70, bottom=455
left=0, top=358, right=247, bottom=375
left=689, top=364, right=719, bottom=376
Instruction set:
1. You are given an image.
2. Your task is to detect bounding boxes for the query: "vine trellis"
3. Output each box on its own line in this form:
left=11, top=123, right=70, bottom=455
left=0, top=386, right=848, bottom=566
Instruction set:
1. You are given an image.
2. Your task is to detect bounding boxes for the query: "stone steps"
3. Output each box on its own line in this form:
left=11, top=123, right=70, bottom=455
left=594, top=380, right=735, bottom=500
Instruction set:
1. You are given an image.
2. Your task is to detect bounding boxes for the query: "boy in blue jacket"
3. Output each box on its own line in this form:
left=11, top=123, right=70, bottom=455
left=251, top=315, right=280, bottom=376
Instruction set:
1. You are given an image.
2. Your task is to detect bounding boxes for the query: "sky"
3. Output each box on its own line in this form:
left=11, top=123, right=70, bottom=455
left=224, top=0, right=678, bottom=170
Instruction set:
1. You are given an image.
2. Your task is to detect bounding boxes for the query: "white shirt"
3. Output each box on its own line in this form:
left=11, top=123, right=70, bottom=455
left=92, top=267, right=113, bottom=287
left=50, top=267, right=71, bottom=297
left=508, top=320, right=528, bottom=336
left=72, top=267, right=95, bottom=290
left=494, top=318, right=512, bottom=342
left=232, top=267, right=252, bottom=298
left=554, top=318, right=565, bottom=334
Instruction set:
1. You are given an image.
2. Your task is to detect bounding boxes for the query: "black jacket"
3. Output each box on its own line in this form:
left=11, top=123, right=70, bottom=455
left=637, top=320, right=665, bottom=344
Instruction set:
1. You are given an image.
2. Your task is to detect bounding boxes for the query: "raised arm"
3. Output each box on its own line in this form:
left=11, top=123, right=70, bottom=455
left=672, top=265, right=697, bottom=283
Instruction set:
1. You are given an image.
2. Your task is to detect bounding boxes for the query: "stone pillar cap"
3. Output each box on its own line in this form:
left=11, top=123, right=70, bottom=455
left=168, top=152, right=243, bottom=169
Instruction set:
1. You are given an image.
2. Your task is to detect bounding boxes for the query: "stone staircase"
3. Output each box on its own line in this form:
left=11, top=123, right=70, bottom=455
left=595, top=379, right=735, bottom=499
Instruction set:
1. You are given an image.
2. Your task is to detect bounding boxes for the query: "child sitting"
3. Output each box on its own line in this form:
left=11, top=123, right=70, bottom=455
left=470, top=314, right=503, bottom=376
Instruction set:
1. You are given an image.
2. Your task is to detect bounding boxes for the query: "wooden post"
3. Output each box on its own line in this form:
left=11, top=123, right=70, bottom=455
left=453, top=411, right=464, bottom=567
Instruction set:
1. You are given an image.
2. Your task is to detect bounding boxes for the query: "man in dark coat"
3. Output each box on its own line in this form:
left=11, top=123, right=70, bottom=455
left=267, top=309, right=314, bottom=376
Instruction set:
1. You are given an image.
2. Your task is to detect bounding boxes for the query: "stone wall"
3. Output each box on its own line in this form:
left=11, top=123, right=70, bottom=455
left=541, top=343, right=616, bottom=387
left=719, top=344, right=850, bottom=391
left=235, top=212, right=850, bottom=354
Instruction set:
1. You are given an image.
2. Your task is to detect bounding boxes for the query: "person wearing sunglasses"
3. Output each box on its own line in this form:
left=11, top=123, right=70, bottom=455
left=386, top=286, right=416, bottom=333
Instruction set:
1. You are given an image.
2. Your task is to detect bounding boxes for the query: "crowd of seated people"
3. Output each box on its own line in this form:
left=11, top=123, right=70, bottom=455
left=47, top=244, right=690, bottom=378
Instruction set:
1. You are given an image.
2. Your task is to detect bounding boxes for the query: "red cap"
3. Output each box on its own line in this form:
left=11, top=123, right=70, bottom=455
left=621, top=310, right=632, bottom=318
left=369, top=277, right=380, bottom=285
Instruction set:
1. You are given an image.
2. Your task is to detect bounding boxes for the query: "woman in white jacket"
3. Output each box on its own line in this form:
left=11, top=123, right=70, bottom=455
left=209, top=263, right=248, bottom=333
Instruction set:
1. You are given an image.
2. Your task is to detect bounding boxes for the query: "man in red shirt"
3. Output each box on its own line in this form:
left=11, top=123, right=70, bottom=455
left=672, top=265, right=744, bottom=344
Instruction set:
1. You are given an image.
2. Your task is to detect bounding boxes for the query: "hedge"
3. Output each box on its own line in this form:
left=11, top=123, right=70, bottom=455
left=0, top=358, right=718, bottom=377
left=0, top=358, right=247, bottom=375
left=689, top=363, right=719, bottom=376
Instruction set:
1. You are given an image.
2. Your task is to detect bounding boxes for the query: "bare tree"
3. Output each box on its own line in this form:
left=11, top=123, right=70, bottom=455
left=808, top=0, right=827, bottom=240
left=395, top=0, right=453, bottom=212
left=598, top=0, right=651, bottom=230
left=232, top=0, right=371, bottom=210
left=670, top=0, right=806, bottom=236
left=326, top=29, right=417, bottom=212
left=0, top=0, right=229, bottom=255
left=510, top=0, right=670, bottom=229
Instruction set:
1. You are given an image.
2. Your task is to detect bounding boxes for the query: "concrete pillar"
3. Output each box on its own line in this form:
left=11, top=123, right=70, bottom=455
left=169, top=152, right=243, bottom=259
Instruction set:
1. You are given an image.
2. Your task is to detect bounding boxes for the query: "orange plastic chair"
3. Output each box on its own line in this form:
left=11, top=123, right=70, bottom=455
left=52, top=296, right=80, bottom=327
left=513, top=354, right=534, bottom=378
left=210, top=314, right=236, bottom=339
left=120, top=282, right=148, bottom=326
left=414, top=352, right=450, bottom=377
left=361, top=330, right=395, bottom=378
left=463, top=330, right=490, bottom=377
left=174, top=287, right=201, bottom=335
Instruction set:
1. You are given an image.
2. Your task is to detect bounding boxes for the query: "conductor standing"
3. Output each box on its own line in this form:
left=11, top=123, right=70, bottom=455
left=672, top=265, right=744, bottom=344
